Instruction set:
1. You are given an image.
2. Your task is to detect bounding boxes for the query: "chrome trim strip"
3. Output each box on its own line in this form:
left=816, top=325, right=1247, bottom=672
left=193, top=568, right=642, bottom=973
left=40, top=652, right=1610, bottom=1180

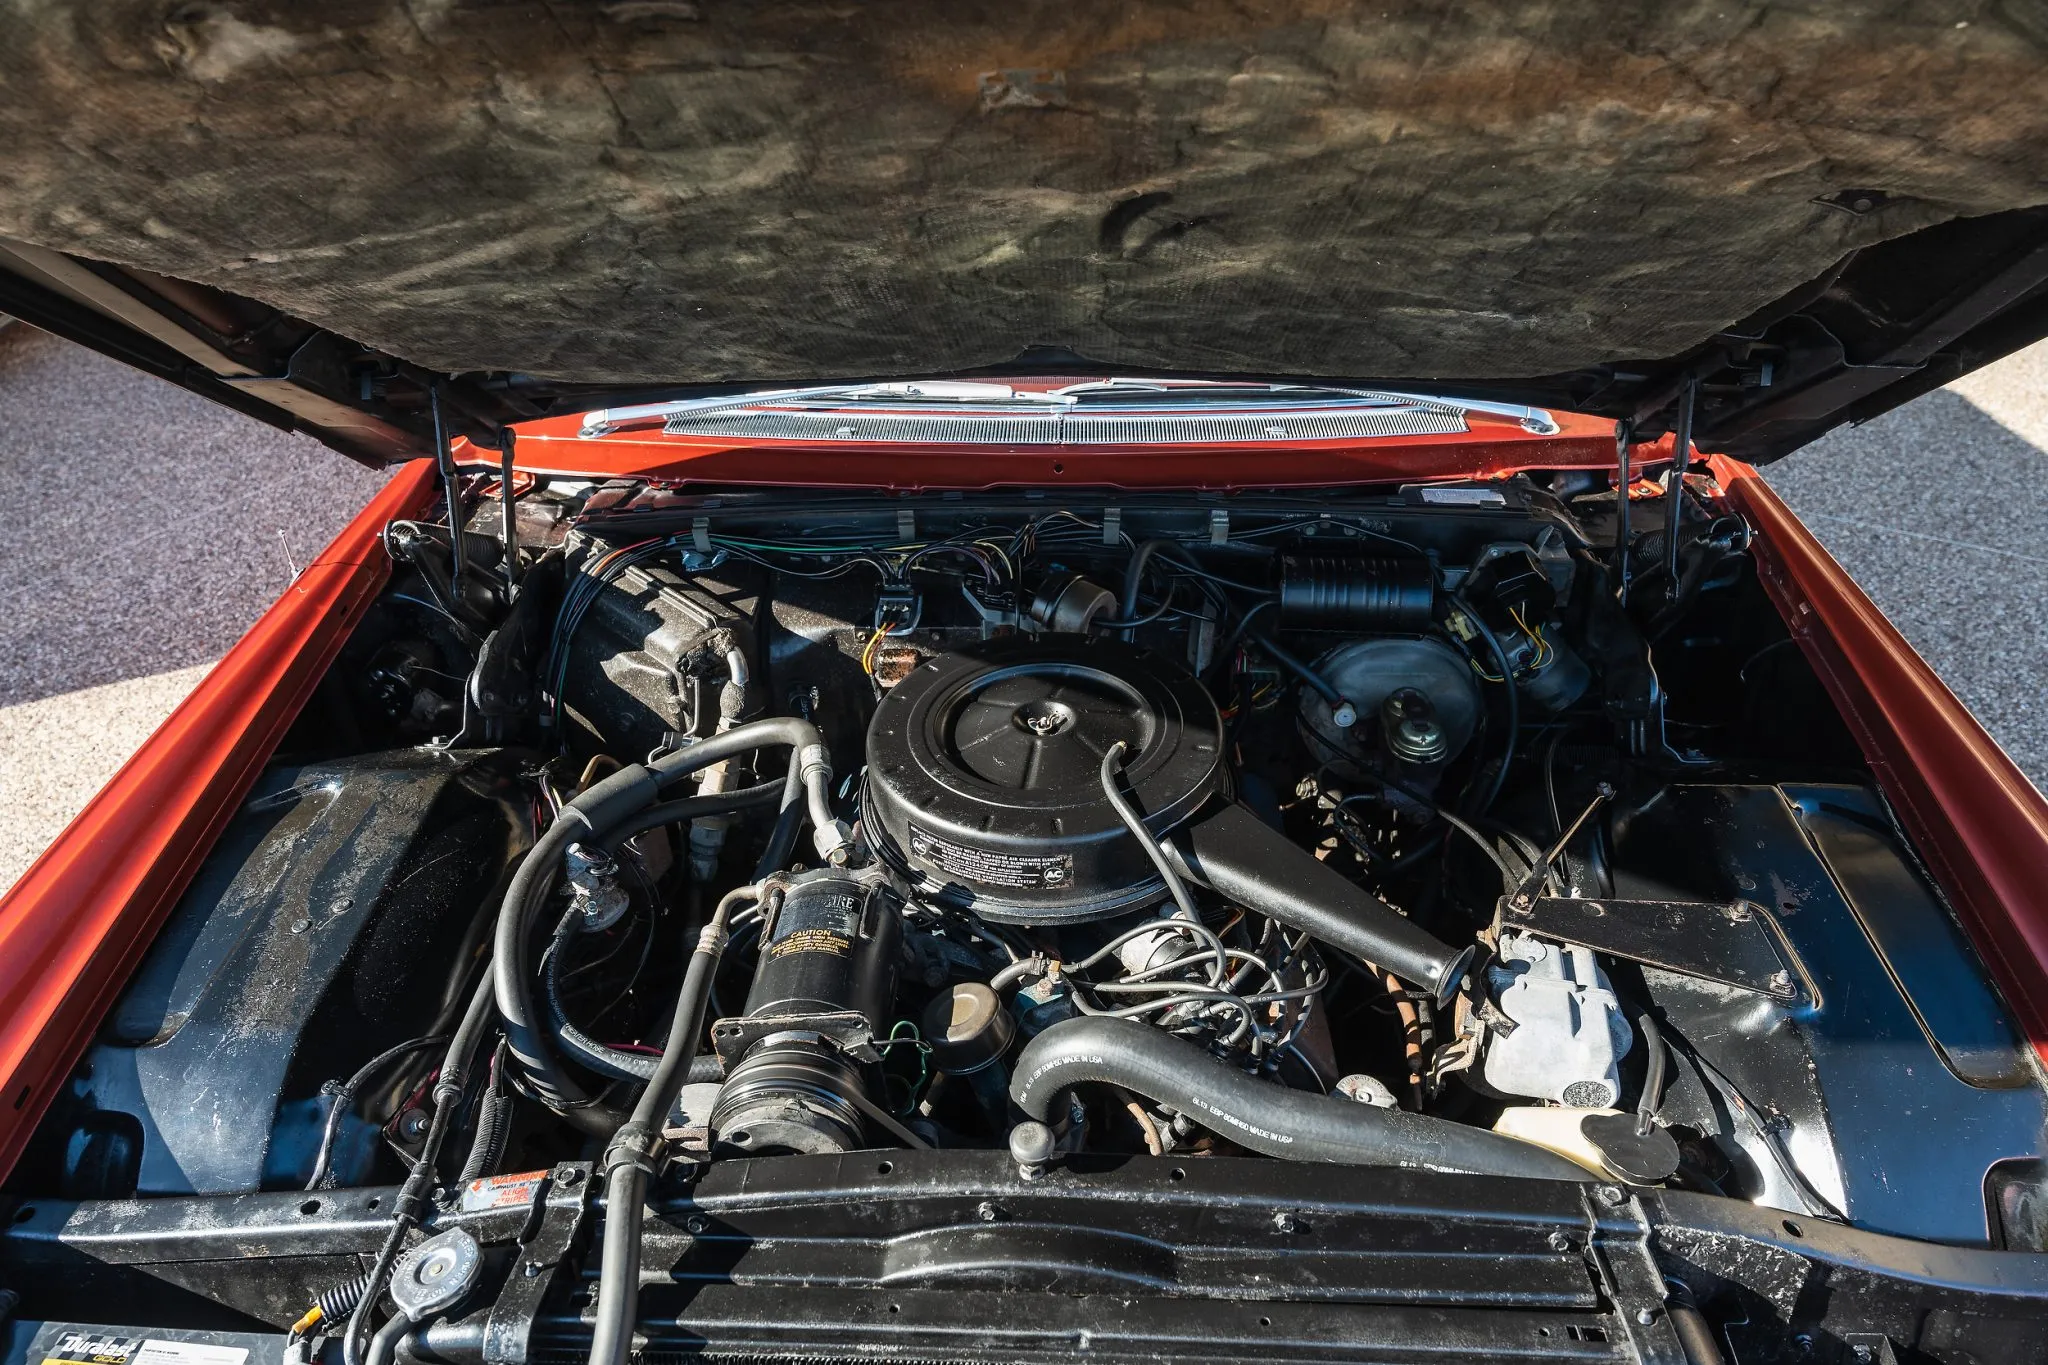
left=578, top=379, right=1551, bottom=441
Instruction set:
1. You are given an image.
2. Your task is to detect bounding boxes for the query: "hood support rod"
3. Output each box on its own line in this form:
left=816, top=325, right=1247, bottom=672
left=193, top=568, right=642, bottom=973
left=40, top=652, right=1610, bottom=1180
left=1664, top=377, right=1697, bottom=601
left=498, top=429, right=519, bottom=604
left=1614, top=420, right=1634, bottom=606
left=429, top=382, right=466, bottom=603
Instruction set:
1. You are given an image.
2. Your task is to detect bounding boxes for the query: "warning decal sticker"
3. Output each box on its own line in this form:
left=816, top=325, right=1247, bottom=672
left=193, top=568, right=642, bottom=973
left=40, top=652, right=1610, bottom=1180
left=910, top=826, right=1073, bottom=889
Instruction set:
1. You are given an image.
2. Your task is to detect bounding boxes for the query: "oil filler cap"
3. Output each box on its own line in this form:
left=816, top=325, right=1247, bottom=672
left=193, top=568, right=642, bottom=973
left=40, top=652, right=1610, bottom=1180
left=390, top=1226, right=483, bottom=1320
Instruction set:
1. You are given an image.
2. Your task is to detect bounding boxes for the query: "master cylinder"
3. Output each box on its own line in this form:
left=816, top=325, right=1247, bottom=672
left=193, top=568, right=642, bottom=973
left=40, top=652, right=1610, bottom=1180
left=1480, top=930, right=1633, bottom=1108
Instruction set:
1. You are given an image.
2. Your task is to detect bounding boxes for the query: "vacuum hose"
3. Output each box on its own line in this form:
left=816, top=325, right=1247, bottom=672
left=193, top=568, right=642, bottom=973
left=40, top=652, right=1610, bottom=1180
left=491, top=716, right=840, bottom=1130
left=1011, top=1016, right=1590, bottom=1181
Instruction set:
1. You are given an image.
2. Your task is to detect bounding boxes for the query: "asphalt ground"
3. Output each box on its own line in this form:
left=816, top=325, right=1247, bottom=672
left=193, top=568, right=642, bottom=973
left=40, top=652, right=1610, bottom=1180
left=0, top=324, right=2043, bottom=892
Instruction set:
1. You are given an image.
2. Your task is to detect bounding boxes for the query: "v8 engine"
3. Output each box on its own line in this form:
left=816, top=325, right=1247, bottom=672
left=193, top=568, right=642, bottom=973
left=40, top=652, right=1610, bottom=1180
left=33, top=478, right=2045, bottom=1276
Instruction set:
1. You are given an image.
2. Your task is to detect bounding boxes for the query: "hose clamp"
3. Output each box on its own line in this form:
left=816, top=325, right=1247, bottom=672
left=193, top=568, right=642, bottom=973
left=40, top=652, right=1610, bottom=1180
left=798, top=742, right=833, bottom=784
left=603, top=1122, right=665, bottom=1178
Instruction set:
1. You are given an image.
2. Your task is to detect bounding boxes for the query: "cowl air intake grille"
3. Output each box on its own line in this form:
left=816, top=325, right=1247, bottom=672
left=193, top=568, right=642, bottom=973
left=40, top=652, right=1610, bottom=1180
left=665, top=408, right=1063, bottom=443
left=538, top=1356, right=985, bottom=1365
left=663, top=404, right=1467, bottom=443
left=1063, top=407, right=1465, bottom=443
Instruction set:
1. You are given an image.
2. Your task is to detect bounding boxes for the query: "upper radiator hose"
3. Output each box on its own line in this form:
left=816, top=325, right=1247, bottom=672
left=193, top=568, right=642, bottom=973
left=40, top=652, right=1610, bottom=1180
left=1011, top=1016, right=1589, bottom=1181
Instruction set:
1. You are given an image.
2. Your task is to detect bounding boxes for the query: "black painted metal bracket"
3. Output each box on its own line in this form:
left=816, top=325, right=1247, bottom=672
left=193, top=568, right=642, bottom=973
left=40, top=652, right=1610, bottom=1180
left=1502, top=895, right=1811, bottom=1003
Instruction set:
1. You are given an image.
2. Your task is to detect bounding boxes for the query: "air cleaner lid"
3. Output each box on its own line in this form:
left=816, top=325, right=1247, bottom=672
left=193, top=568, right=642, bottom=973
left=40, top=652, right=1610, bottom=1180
left=864, top=635, right=1224, bottom=924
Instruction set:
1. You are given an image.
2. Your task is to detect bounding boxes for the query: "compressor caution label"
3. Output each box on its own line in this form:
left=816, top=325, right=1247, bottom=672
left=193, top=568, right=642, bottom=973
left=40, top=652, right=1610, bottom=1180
left=765, top=885, right=861, bottom=959
left=910, top=826, right=1072, bottom=889
left=461, top=1169, right=547, bottom=1212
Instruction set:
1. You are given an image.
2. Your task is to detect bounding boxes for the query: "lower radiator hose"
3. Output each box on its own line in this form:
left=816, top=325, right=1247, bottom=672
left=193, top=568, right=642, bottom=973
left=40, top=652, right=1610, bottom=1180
left=1011, top=1016, right=1589, bottom=1181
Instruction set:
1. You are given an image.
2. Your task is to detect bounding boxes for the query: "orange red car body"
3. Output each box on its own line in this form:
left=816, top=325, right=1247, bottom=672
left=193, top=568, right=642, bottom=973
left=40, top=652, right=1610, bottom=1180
left=2, top=432, right=2045, bottom=1185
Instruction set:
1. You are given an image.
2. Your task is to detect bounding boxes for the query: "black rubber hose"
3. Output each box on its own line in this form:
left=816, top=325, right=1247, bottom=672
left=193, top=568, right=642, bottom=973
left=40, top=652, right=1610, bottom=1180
left=754, top=794, right=806, bottom=879
left=645, top=716, right=840, bottom=864
left=1127, top=538, right=1268, bottom=632
left=588, top=884, right=755, bottom=1365
left=492, top=818, right=621, bottom=1133
left=596, top=781, right=783, bottom=851
left=543, top=907, right=727, bottom=1085
left=1120, top=539, right=1170, bottom=640
left=1665, top=1281, right=1728, bottom=1365
left=1092, top=582, right=1179, bottom=632
left=1248, top=627, right=1352, bottom=719
left=1012, top=1016, right=1588, bottom=1180
left=343, top=976, right=497, bottom=1365
left=493, top=717, right=827, bottom=1130
left=642, top=716, right=822, bottom=792
left=1451, top=596, right=1518, bottom=816
left=546, top=780, right=802, bottom=1085
left=1635, top=1010, right=1668, bottom=1138
left=363, top=1312, right=414, bottom=1365
left=749, top=749, right=809, bottom=880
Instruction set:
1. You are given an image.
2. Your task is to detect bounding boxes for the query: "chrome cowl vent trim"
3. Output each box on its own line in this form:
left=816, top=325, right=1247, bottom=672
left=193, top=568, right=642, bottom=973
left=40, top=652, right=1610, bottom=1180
left=659, top=402, right=1468, bottom=444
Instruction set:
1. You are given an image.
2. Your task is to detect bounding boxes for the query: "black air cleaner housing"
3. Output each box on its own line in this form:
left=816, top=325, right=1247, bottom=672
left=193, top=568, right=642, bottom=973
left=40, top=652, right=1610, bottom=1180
left=864, top=636, right=1225, bottom=924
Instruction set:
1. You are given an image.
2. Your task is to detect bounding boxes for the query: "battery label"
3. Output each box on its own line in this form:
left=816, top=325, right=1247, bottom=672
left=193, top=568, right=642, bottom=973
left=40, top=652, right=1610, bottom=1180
left=42, top=1337, right=247, bottom=1365
left=910, top=826, right=1072, bottom=889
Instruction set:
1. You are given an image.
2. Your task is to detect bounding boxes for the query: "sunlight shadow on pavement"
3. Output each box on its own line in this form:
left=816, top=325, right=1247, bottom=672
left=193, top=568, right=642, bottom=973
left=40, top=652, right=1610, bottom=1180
left=1764, top=340, right=2048, bottom=792
left=0, top=324, right=389, bottom=708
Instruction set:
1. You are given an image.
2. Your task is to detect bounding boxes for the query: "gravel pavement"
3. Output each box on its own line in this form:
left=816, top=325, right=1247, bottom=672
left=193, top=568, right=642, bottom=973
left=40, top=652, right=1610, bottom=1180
left=1761, top=342, right=2048, bottom=786
left=0, top=323, right=2042, bottom=893
left=0, top=323, right=388, bottom=889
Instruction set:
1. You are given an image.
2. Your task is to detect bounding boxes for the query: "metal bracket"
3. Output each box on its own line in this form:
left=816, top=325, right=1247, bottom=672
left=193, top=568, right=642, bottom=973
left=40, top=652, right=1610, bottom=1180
left=692, top=515, right=712, bottom=552
left=480, top=1165, right=593, bottom=1365
left=1582, top=1185, right=1691, bottom=1364
left=897, top=507, right=917, bottom=541
left=1506, top=783, right=1611, bottom=910
left=1209, top=508, right=1229, bottom=544
left=1501, top=896, right=1811, bottom=1002
left=1614, top=419, right=1633, bottom=607
left=1629, top=646, right=1713, bottom=768
left=1665, top=376, right=1696, bottom=602
left=709, top=1011, right=878, bottom=1067
left=1101, top=506, right=1121, bottom=546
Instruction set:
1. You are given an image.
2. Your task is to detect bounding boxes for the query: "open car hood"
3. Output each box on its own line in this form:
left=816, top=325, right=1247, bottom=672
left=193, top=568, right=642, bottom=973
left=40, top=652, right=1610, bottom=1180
left=2, top=0, right=2045, bottom=467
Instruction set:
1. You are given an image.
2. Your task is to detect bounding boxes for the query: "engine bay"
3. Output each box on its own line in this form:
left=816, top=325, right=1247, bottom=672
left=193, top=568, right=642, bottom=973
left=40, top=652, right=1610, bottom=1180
left=9, top=467, right=2047, bottom=1355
